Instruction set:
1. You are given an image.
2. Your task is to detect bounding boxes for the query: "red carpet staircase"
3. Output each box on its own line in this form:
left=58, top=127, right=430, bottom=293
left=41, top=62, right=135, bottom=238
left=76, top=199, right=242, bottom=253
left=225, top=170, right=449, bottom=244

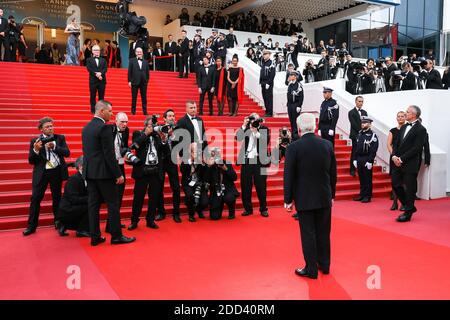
left=0, top=62, right=391, bottom=231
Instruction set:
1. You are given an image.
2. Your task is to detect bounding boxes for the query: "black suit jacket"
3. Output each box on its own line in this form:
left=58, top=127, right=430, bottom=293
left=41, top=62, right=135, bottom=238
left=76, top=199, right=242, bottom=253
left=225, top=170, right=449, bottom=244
left=180, top=162, right=206, bottom=187
left=112, top=126, right=129, bottom=159
left=401, top=72, right=417, bottom=91
left=197, top=65, right=216, bottom=90
left=59, top=172, right=87, bottom=213
left=204, top=162, right=239, bottom=197
left=348, top=108, right=368, bottom=139
left=393, top=122, right=428, bottom=174
left=86, top=57, right=107, bottom=84
left=130, top=130, right=169, bottom=180
left=425, top=69, right=443, bottom=89
left=284, top=133, right=337, bottom=211
left=164, top=41, right=177, bottom=54
left=175, top=114, right=208, bottom=157
left=128, top=57, right=150, bottom=86
left=179, top=38, right=190, bottom=56
left=28, top=134, right=70, bottom=187
left=236, top=125, right=271, bottom=166
left=82, top=117, right=122, bottom=180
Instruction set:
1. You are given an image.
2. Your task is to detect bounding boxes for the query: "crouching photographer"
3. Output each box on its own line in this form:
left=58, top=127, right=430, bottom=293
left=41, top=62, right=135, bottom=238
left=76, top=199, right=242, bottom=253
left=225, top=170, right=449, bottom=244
left=57, top=156, right=90, bottom=238
left=128, top=115, right=170, bottom=231
left=277, top=126, right=292, bottom=162
left=180, top=143, right=209, bottom=222
left=204, top=148, right=239, bottom=220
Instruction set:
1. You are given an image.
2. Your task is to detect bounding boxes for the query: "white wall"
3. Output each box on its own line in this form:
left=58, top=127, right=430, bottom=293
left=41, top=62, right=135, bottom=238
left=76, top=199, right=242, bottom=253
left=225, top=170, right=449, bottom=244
left=444, top=0, right=450, bottom=32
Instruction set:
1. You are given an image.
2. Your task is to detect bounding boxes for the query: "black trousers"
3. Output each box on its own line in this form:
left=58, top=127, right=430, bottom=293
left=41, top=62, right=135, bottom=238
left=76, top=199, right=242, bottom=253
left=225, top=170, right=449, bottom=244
left=287, top=103, right=300, bottom=137
left=105, top=164, right=125, bottom=231
left=87, top=179, right=122, bottom=239
left=357, top=159, right=373, bottom=199
left=4, top=39, right=17, bottom=62
left=179, top=54, right=189, bottom=77
left=298, top=207, right=332, bottom=275
left=182, top=184, right=209, bottom=217
left=261, top=84, right=274, bottom=116
left=157, top=162, right=181, bottom=216
left=59, top=205, right=89, bottom=232
left=27, top=168, right=62, bottom=230
left=131, top=82, right=148, bottom=114
left=391, top=168, right=418, bottom=214
left=320, top=126, right=335, bottom=147
left=199, top=89, right=214, bottom=115
left=209, top=191, right=237, bottom=220
left=350, top=137, right=357, bottom=173
left=240, top=163, right=267, bottom=213
left=131, top=173, right=161, bottom=224
left=89, top=82, right=105, bottom=113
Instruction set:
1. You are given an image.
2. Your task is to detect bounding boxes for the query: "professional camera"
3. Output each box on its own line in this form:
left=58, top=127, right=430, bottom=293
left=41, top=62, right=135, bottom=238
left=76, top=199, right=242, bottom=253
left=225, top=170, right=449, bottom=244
left=194, top=183, right=203, bottom=206
left=116, top=0, right=148, bottom=36
left=210, top=147, right=223, bottom=165
left=279, top=127, right=291, bottom=146
left=39, top=135, right=56, bottom=145
left=121, top=148, right=141, bottom=165
left=151, top=114, right=160, bottom=126
left=251, top=118, right=263, bottom=129
left=216, top=183, right=226, bottom=197
left=154, top=123, right=177, bottom=134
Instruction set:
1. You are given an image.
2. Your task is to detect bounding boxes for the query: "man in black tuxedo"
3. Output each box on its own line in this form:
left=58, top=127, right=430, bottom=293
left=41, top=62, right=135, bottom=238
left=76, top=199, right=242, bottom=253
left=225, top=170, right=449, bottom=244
left=23, top=117, right=70, bottom=236
left=81, top=100, right=135, bottom=246
left=57, top=156, right=90, bottom=238
left=178, top=30, right=190, bottom=78
left=391, top=105, right=428, bottom=223
left=348, top=96, right=368, bottom=176
left=174, top=101, right=208, bottom=160
left=128, top=116, right=169, bottom=230
left=0, top=9, right=7, bottom=61
left=284, top=113, right=337, bottom=279
left=128, top=47, right=150, bottom=115
left=153, top=42, right=165, bottom=71
left=424, top=60, right=443, bottom=89
left=236, top=114, right=271, bottom=218
left=197, top=56, right=216, bottom=116
left=164, top=34, right=177, bottom=71
left=86, top=45, right=107, bottom=114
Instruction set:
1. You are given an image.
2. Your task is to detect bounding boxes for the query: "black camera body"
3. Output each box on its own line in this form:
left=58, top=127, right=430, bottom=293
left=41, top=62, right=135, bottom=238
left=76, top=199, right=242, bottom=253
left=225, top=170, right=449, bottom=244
left=121, top=148, right=141, bottom=165
left=251, top=118, right=263, bottom=129
left=39, top=135, right=56, bottom=145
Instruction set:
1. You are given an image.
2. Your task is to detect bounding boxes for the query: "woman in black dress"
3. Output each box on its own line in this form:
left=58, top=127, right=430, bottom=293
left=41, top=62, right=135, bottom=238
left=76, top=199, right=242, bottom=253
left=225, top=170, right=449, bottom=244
left=227, top=54, right=244, bottom=116
left=387, top=111, right=406, bottom=210
left=214, top=57, right=227, bottom=116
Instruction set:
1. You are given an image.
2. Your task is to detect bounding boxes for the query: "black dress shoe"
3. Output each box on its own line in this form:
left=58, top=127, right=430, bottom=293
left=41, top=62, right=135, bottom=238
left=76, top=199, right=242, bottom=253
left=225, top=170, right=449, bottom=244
left=390, top=202, right=398, bottom=211
left=241, top=211, right=253, bottom=217
left=350, top=171, right=356, bottom=177
left=111, top=235, right=136, bottom=245
left=146, top=221, right=159, bottom=229
left=318, top=265, right=330, bottom=275
left=173, top=215, right=182, bottom=223
left=295, top=268, right=318, bottom=279
left=188, top=216, right=196, bottom=222
left=91, top=237, right=106, bottom=246
left=228, top=214, right=235, bottom=220
left=353, top=196, right=363, bottom=201
left=396, top=213, right=412, bottom=223
left=58, top=225, right=69, bottom=237
left=155, top=214, right=166, bottom=221
left=261, top=211, right=269, bottom=218
left=361, top=198, right=371, bottom=203
left=131, top=110, right=136, bottom=115
left=177, top=75, right=184, bottom=78
left=184, top=75, right=189, bottom=78
left=128, top=222, right=138, bottom=231
left=76, top=231, right=90, bottom=238
left=23, top=228, right=36, bottom=236
left=198, top=212, right=205, bottom=219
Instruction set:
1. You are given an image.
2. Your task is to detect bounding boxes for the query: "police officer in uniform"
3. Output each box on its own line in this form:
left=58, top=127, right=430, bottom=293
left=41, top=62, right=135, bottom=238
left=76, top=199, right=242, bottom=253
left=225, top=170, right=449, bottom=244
left=318, top=87, right=339, bottom=147
left=353, top=116, right=379, bottom=203
left=259, top=50, right=276, bottom=117
left=286, top=70, right=304, bottom=140
left=215, top=33, right=227, bottom=64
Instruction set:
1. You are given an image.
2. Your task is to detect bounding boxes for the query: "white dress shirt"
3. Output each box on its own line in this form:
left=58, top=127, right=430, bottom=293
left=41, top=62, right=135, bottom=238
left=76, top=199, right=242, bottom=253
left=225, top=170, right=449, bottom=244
left=403, top=120, right=418, bottom=139
left=114, top=129, right=124, bottom=165
left=188, top=115, right=202, bottom=143
left=145, top=136, right=158, bottom=165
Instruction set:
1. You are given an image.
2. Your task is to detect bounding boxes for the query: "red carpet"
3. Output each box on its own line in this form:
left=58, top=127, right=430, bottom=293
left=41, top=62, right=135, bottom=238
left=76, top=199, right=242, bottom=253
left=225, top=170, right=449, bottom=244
left=1, top=199, right=450, bottom=300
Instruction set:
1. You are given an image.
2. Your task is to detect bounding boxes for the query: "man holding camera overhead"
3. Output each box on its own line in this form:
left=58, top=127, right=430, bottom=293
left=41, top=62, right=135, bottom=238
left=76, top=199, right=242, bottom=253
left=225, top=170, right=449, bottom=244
left=128, top=115, right=170, bottom=231
left=23, top=117, right=70, bottom=236
left=236, top=113, right=271, bottom=218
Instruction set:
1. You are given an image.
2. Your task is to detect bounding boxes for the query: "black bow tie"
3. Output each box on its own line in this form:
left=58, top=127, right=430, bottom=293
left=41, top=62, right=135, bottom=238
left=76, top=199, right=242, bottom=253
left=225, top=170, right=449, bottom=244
left=191, top=117, right=198, bottom=120
left=95, top=57, right=99, bottom=60
left=406, top=123, right=413, bottom=127
left=138, top=58, right=142, bottom=61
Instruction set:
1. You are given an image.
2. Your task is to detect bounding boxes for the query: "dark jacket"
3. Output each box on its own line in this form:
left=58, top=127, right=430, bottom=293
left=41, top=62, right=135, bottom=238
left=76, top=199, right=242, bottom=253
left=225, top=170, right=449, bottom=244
left=204, top=162, right=239, bottom=197
left=197, top=65, right=216, bottom=90
left=401, top=71, right=417, bottom=91
left=425, top=68, right=443, bottom=89
left=28, top=134, right=70, bottom=186
left=86, top=56, right=107, bottom=84
left=164, top=41, right=177, bottom=54
left=392, top=121, right=428, bottom=174
left=180, top=161, right=206, bottom=188
left=348, top=107, right=368, bottom=139
left=179, top=37, right=190, bottom=57
left=128, top=57, right=150, bottom=86
left=59, top=172, right=87, bottom=214
left=82, top=117, right=122, bottom=180
left=130, top=130, right=169, bottom=180
left=319, top=98, right=340, bottom=132
left=111, top=125, right=130, bottom=160
left=236, top=125, right=271, bottom=166
left=259, top=59, right=276, bottom=87
left=284, top=133, right=337, bottom=211
left=174, top=114, right=208, bottom=156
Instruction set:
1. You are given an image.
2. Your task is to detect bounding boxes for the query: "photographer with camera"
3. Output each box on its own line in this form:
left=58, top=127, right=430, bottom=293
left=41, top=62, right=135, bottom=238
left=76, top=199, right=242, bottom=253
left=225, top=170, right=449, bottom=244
left=23, top=117, right=71, bottom=236
left=303, top=59, right=316, bottom=84
left=277, top=126, right=292, bottom=162
left=128, top=115, right=170, bottom=231
left=154, top=109, right=182, bottom=223
left=400, top=62, right=417, bottom=91
left=236, top=113, right=271, bottom=218
left=204, top=148, right=239, bottom=220
left=356, top=66, right=375, bottom=95
left=381, top=57, right=398, bottom=92
left=423, top=59, right=444, bottom=89
left=180, top=143, right=208, bottom=222
left=4, top=15, right=20, bottom=62
left=286, top=70, right=304, bottom=140
left=317, top=51, right=330, bottom=81
left=57, top=156, right=90, bottom=238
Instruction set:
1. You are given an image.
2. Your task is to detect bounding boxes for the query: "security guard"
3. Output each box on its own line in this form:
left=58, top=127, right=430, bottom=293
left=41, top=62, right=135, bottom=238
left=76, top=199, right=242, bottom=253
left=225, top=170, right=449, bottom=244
left=353, top=116, right=379, bottom=203
left=286, top=70, right=304, bottom=140
left=318, top=87, right=339, bottom=147
left=259, top=49, right=276, bottom=117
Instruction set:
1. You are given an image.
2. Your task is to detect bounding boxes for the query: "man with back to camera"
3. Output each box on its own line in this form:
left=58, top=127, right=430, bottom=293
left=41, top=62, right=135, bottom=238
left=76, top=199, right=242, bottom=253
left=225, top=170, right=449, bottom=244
left=82, top=100, right=135, bottom=246
left=284, top=113, right=337, bottom=279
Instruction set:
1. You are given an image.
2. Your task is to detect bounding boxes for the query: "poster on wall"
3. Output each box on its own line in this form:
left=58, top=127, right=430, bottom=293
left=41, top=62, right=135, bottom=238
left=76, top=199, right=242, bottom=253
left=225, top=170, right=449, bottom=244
left=0, top=0, right=120, bottom=32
